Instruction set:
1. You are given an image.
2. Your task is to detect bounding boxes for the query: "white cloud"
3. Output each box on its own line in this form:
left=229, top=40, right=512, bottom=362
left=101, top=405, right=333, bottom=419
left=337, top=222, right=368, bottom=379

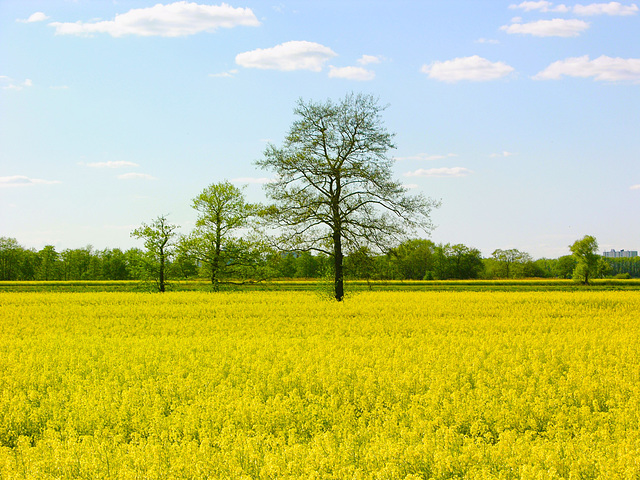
left=630, top=184, right=640, bottom=190
left=510, top=1, right=638, bottom=14
left=509, top=1, right=569, bottom=12
left=573, top=2, right=639, bottom=15
left=1, top=77, right=33, bottom=90
left=475, top=38, right=500, bottom=44
left=0, top=175, right=61, bottom=187
left=84, top=160, right=139, bottom=168
left=118, top=172, right=156, bottom=180
left=534, top=55, right=640, bottom=82
left=396, top=153, right=458, bottom=161
left=501, top=18, right=590, bottom=36
left=421, top=56, right=514, bottom=82
left=357, top=55, right=382, bottom=65
left=231, top=177, right=273, bottom=184
left=236, top=41, right=337, bottom=71
left=404, top=167, right=473, bottom=178
left=18, top=12, right=50, bottom=23
left=209, top=69, right=238, bottom=78
left=328, top=65, right=375, bottom=81
left=490, top=151, right=516, bottom=157
left=49, top=2, right=260, bottom=37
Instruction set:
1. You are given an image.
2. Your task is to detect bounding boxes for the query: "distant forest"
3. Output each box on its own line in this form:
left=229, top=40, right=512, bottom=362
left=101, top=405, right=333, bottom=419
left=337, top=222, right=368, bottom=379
left=2, top=236, right=638, bottom=282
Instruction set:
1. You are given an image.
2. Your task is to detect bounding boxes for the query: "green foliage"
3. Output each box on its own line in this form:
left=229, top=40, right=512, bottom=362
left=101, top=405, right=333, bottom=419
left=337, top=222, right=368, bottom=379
left=186, top=181, right=265, bottom=289
left=605, top=257, right=640, bottom=278
left=555, top=255, right=578, bottom=279
left=131, top=215, right=180, bottom=292
left=433, top=243, right=484, bottom=280
left=392, top=239, right=435, bottom=280
left=490, top=248, right=533, bottom=279
left=570, top=235, right=601, bottom=285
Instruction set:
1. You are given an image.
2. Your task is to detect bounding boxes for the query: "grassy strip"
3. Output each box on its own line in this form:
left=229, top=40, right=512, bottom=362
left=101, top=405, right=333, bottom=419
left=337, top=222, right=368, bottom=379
left=1, top=278, right=639, bottom=292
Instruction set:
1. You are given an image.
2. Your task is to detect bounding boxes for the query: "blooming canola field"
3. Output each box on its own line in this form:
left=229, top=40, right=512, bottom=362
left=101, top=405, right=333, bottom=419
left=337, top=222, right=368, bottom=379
left=1, top=291, right=639, bottom=479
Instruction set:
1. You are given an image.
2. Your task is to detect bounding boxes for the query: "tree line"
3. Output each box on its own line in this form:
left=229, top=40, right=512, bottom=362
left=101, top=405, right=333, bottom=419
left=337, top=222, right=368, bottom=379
left=2, top=94, right=636, bottom=296
left=2, top=234, right=636, bottom=284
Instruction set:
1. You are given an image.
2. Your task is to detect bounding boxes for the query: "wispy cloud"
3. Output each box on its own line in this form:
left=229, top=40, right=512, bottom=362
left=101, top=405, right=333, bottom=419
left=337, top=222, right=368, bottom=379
left=118, top=172, right=156, bottom=180
left=209, top=69, right=239, bottom=78
left=490, top=151, right=516, bottom=158
left=501, top=18, right=590, bottom=36
left=49, top=2, right=260, bottom=37
left=508, top=1, right=637, bottom=15
left=17, top=12, right=50, bottom=23
left=631, top=184, right=640, bottom=190
left=573, top=2, right=638, bottom=15
left=509, top=1, right=569, bottom=12
left=421, top=56, right=514, bottom=82
left=82, top=160, right=140, bottom=168
left=1, top=77, right=33, bottom=90
left=236, top=41, right=337, bottom=71
left=396, top=153, right=458, bottom=161
left=404, top=167, right=473, bottom=178
left=357, top=55, right=382, bottom=65
left=534, top=55, right=640, bottom=82
left=0, top=175, right=61, bottom=187
left=328, top=65, right=375, bottom=81
left=475, top=38, right=501, bottom=44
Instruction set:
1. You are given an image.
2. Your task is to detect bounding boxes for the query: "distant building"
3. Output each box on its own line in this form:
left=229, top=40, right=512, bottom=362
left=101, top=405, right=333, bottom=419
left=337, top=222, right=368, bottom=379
left=603, top=249, right=638, bottom=258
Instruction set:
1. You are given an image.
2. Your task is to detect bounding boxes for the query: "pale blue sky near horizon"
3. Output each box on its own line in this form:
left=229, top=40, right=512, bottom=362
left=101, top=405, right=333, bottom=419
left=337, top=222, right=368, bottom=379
left=1, top=0, right=639, bottom=259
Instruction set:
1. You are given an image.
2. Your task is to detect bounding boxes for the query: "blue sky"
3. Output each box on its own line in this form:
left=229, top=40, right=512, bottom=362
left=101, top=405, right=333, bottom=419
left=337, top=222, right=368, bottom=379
left=1, top=0, right=639, bottom=258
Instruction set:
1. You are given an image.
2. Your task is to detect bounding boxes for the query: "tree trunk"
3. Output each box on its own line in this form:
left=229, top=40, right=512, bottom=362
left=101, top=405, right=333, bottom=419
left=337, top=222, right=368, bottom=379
left=333, top=230, right=344, bottom=301
left=210, top=255, right=220, bottom=291
left=159, top=248, right=165, bottom=292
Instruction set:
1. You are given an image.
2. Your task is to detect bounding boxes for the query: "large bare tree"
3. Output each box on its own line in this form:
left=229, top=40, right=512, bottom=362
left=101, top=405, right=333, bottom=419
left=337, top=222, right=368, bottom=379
left=257, top=93, right=439, bottom=301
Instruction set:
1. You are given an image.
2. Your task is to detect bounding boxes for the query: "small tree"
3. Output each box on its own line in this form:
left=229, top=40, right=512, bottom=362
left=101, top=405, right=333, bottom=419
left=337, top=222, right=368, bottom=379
left=37, top=245, right=61, bottom=281
left=391, top=239, right=435, bottom=280
left=187, top=181, right=263, bottom=290
left=131, top=215, right=179, bottom=292
left=569, top=235, right=600, bottom=285
left=257, top=93, right=439, bottom=301
left=491, top=248, right=532, bottom=279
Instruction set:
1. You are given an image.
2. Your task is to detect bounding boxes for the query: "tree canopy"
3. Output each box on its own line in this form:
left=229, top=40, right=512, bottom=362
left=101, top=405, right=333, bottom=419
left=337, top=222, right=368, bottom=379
left=257, top=93, right=439, bottom=300
left=186, top=181, right=263, bottom=289
left=131, top=215, right=179, bottom=292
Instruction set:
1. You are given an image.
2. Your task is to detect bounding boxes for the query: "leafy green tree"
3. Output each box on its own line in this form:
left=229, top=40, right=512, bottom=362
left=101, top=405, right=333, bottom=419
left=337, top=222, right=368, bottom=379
left=294, top=252, right=322, bottom=278
left=606, top=256, right=640, bottom=278
left=186, top=181, right=263, bottom=289
left=569, top=235, right=601, bottom=285
left=491, top=248, right=532, bottom=279
left=169, top=238, right=199, bottom=280
left=257, top=93, right=439, bottom=301
left=60, top=246, right=95, bottom=280
left=433, top=243, right=484, bottom=279
left=345, top=246, right=376, bottom=282
left=0, top=237, right=23, bottom=281
left=391, top=239, right=435, bottom=280
left=124, top=248, right=147, bottom=280
left=36, top=245, right=61, bottom=281
left=131, top=215, right=179, bottom=292
left=553, top=255, right=577, bottom=279
left=100, top=248, right=130, bottom=280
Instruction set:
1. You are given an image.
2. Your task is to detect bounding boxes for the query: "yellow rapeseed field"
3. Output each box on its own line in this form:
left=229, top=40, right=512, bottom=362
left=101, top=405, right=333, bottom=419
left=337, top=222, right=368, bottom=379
left=1, top=291, right=639, bottom=479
